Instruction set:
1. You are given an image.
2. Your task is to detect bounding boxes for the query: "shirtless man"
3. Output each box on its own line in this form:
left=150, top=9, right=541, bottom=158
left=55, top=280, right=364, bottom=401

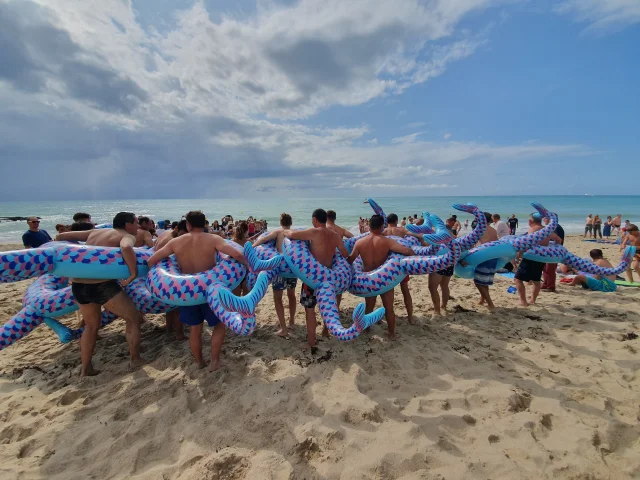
left=147, top=211, right=248, bottom=371
left=569, top=249, right=617, bottom=292
left=253, top=213, right=298, bottom=336
left=283, top=209, right=349, bottom=350
left=382, top=213, right=425, bottom=324
left=153, top=220, right=188, bottom=340
left=620, top=224, right=640, bottom=282
left=471, top=213, right=499, bottom=310
left=612, top=214, right=622, bottom=236
left=348, top=215, right=415, bottom=339
left=513, top=213, right=562, bottom=306
left=135, top=216, right=154, bottom=248
left=326, top=210, right=354, bottom=239
left=55, top=212, right=143, bottom=376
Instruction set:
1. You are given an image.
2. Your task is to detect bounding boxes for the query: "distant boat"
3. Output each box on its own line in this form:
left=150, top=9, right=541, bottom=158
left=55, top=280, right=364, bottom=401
left=584, top=194, right=593, bottom=197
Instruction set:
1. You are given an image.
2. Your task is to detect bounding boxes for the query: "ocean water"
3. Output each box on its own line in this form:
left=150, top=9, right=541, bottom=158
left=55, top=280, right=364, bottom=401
left=1, top=196, right=639, bottom=243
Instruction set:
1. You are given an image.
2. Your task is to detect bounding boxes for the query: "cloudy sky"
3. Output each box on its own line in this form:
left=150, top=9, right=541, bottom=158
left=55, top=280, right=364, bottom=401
left=1, top=0, right=638, bottom=200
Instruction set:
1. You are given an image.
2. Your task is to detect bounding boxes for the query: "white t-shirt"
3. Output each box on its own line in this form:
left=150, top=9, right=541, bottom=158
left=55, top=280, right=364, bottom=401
left=494, top=220, right=509, bottom=238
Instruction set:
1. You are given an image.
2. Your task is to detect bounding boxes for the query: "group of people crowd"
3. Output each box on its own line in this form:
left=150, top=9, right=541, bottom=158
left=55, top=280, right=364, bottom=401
left=17, top=205, right=640, bottom=377
left=584, top=213, right=631, bottom=239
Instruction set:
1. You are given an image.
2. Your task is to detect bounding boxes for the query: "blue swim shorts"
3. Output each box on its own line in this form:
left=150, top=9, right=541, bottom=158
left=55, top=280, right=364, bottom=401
left=474, top=259, right=499, bottom=286
left=272, top=276, right=298, bottom=291
left=583, top=276, right=616, bottom=293
left=179, top=304, right=221, bottom=327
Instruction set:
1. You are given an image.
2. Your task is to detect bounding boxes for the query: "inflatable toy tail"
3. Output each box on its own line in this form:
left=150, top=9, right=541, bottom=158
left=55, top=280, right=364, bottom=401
left=207, top=282, right=257, bottom=336
left=421, top=214, right=454, bottom=246
left=366, top=198, right=387, bottom=228
left=405, top=212, right=435, bottom=234
left=0, top=247, right=55, bottom=282
left=217, top=271, right=269, bottom=318
left=43, top=318, right=75, bottom=343
left=512, top=203, right=558, bottom=252
left=352, top=302, right=385, bottom=332
left=453, top=204, right=488, bottom=252
left=0, top=306, right=44, bottom=351
left=244, top=242, right=284, bottom=272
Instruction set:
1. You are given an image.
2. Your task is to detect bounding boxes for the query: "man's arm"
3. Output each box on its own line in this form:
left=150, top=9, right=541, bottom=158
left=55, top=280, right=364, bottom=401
left=216, top=237, right=248, bottom=267
left=388, top=238, right=415, bottom=256
left=147, top=239, right=175, bottom=268
left=337, top=239, right=349, bottom=258
left=341, top=227, right=354, bottom=239
left=119, top=235, right=138, bottom=287
left=253, top=229, right=279, bottom=247
left=142, top=231, right=154, bottom=248
left=550, top=232, right=562, bottom=244
left=55, top=231, right=93, bottom=242
left=347, top=244, right=360, bottom=265
left=283, top=228, right=315, bottom=241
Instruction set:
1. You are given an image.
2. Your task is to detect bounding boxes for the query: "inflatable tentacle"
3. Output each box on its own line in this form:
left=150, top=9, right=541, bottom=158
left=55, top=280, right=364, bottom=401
left=43, top=318, right=75, bottom=343
left=244, top=242, right=284, bottom=272
left=401, top=242, right=461, bottom=275
left=420, top=214, right=454, bottom=246
left=404, top=212, right=435, bottom=235
left=315, top=283, right=385, bottom=341
left=0, top=247, right=55, bottom=282
left=512, top=203, right=558, bottom=252
left=453, top=204, right=487, bottom=252
left=0, top=307, right=44, bottom=350
left=523, top=245, right=636, bottom=276
left=207, top=283, right=256, bottom=335
left=218, top=272, right=269, bottom=318
left=366, top=198, right=387, bottom=228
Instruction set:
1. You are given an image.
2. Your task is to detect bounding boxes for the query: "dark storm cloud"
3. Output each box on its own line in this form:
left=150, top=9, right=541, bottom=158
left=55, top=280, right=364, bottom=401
left=0, top=1, right=147, bottom=114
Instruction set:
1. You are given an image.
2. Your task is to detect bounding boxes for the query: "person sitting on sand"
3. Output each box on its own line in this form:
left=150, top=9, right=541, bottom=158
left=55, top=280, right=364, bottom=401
left=568, top=249, right=616, bottom=292
left=147, top=211, right=248, bottom=371
left=348, top=215, right=416, bottom=339
left=383, top=213, right=426, bottom=324
left=253, top=213, right=298, bottom=337
left=282, top=209, right=349, bottom=351
left=620, top=224, right=640, bottom=283
left=513, top=213, right=562, bottom=307
left=56, top=212, right=144, bottom=376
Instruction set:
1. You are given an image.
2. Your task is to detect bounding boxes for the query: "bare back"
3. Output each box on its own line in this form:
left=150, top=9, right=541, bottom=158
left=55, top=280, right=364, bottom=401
left=154, top=230, right=174, bottom=250
left=479, top=225, right=498, bottom=245
left=85, top=228, right=134, bottom=248
left=383, top=225, right=407, bottom=237
left=327, top=223, right=351, bottom=238
left=169, top=232, right=226, bottom=274
left=355, top=234, right=393, bottom=272
left=309, top=228, right=343, bottom=268
left=595, top=258, right=615, bottom=281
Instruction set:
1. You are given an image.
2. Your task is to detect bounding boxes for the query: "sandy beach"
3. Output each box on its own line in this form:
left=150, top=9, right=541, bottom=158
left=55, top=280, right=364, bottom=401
left=1, top=236, right=639, bottom=479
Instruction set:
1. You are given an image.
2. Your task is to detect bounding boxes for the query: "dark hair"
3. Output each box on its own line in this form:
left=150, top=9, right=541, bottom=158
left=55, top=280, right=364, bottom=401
left=185, top=211, right=206, bottom=228
left=138, top=216, right=151, bottom=225
left=312, top=208, right=327, bottom=224
left=446, top=217, right=456, bottom=223
left=280, top=213, right=292, bottom=227
left=71, top=222, right=95, bottom=231
left=492, top=213, right=501, bottom=220
left=387, top=213, right=399, bottom=224
left=171, top=221, right=178, bottom=229
left=403, top=217, right=406, bottom=220
left=327, top=210, right=337, bottom=221
left=73, top=212, right=91, bottom=222
left=233, top=221, right=249, bottom=243
left=589, top=249, right=603, bottom=259
left=484, top=212, right=493, bottom=223
left=113, top=212, right=136, bottom=229
left=370, top=215, right=384, bottom=230
left=55, top=224, right=67, bottom=233
left=176, top=220, right=188, bottom=232
left=414, top=214, right=418, bottom=218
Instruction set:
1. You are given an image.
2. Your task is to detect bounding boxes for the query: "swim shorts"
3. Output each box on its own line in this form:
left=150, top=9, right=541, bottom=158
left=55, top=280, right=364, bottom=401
left=300, top=284, right=317, bottom=308
left=474, top=259, right=498, bottom=286
left=515, top=259, right=545, bottom=283
left=583, top=276, right=616, bottom=293
left=273, top=276, right=298, bottom=291
left=435, top=266, right=454, bottom=277
left=72, top=280, right=122, bottom=305
left=179, top=304, right=221, bottom=327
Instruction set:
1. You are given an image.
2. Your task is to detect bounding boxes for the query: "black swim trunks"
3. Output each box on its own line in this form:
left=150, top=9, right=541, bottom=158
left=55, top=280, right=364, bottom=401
left=435, top=265, right=454, bottom=277
left=514, top=259, right=545, bottom=283
left=300, top=284, right=317, bottom=308
left=72, top=280, right=122, bottom=305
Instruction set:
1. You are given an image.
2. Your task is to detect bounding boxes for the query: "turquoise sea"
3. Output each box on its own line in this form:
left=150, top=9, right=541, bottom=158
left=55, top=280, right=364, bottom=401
left=1, top=196, right=639, bottom=243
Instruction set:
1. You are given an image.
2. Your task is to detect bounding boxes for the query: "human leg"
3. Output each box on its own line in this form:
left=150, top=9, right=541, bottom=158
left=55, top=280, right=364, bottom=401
left=400, top=279, right=415, bottom=324
left=287, top=288, right=296, bottom=326
left=273, top=289, right=288, bottom=336
left=380, top=290, right=396, bottom=339
left=428, top=274, right=442, bottom=316
left=78, top=303, right=102, bottom=376
left=440, top=276, right=451, bottom=310
left=103, top=290, right=143, bottom=367
left=209, top=322, right=226, bottom=372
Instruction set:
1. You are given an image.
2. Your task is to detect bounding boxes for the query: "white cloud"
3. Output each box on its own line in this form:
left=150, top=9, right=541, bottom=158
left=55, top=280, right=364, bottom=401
left=368, top=138, right=379, bottom=145
left=556, top=0, right=640, bottom=32
left=444, top=132, right=452, bottom=140
left=392, top=132, right=424, bottom=144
